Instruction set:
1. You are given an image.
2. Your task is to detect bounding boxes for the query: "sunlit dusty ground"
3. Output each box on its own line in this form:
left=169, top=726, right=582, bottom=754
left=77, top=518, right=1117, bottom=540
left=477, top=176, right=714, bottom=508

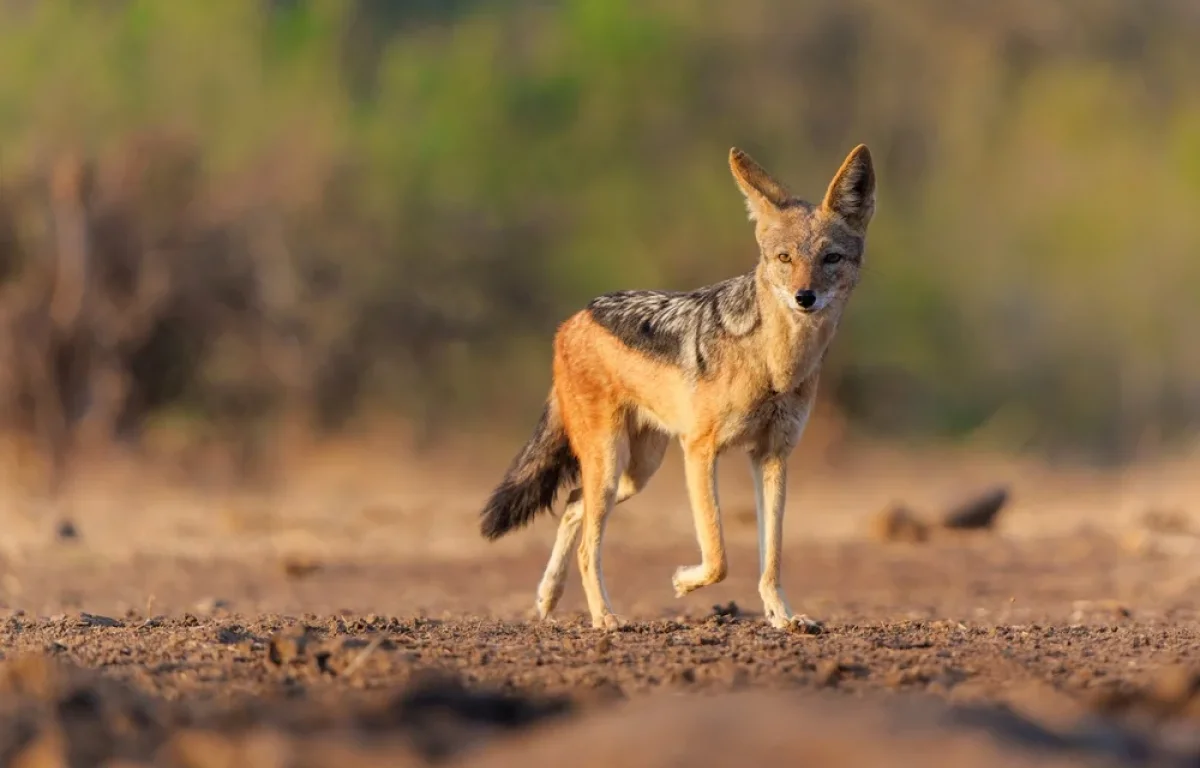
left=1, top=433, right=1200, bottom=766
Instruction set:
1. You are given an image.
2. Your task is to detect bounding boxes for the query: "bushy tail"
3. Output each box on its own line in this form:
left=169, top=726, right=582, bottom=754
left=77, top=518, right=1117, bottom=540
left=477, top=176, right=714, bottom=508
left=479, top=397, right=580, bottom=541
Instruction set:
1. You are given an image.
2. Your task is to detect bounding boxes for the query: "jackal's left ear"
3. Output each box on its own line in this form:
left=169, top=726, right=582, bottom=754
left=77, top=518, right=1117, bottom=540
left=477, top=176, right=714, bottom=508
left=821, top=144, right=875, bottom=231
left=729, top=147, right=793, bottom=222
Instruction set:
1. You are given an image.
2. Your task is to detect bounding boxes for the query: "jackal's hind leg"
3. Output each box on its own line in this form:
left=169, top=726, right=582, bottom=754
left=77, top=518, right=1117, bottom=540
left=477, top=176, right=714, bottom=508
left=536, top=431, right=667, bottom=622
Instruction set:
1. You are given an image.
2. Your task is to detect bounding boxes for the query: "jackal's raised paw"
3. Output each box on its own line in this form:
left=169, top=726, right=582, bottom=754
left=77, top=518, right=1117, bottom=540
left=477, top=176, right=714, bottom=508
left=671, top=569, right=690, bottom=598
left=671, top=565, right=714, bottom=598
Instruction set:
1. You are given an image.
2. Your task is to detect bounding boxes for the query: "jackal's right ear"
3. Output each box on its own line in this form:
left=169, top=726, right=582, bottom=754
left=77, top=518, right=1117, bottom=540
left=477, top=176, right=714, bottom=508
left=729, top=147, right=792, bottom=222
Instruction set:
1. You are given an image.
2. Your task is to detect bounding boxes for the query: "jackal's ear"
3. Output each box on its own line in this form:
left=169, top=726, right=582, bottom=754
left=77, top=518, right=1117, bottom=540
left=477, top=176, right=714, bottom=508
left=821, top=144, right=875, bottom=231
left=729, top=147, right=792, bottom=222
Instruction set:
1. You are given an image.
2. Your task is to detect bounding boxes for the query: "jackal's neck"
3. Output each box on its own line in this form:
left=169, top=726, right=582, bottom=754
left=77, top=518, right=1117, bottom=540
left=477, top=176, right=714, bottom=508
left=751, top=265, right=844, bottom=392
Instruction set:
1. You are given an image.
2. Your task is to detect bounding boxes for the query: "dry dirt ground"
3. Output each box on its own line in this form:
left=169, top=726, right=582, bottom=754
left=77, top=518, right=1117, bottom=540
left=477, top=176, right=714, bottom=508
left=2, top=437, right=1200, bottom=766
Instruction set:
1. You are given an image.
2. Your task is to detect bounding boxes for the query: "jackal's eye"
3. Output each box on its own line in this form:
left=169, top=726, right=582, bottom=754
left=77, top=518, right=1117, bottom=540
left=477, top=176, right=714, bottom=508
left=822, top=252, right=844, bottom=265
left=777, top=252, right=792, bottom=264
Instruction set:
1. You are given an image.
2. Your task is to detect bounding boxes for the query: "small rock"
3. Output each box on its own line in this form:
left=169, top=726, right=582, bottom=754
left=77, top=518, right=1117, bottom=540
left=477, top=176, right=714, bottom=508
left=194, top=597, right=231, bottom=615
left=216, top=625, right=252, bottom=645
left=815, top=660, right=843, bottom=687
left=594, top=635, right=613, bottom=655
left=281, top=556, right=323, bottom=580
left=576, top=676, right=626, bottom=707
left=10, top=726, right=68, bottom=768
left=77, top=613, right=123, bottom=628
left=1141, top=507, right=1192, bottom=535
left=869, top=503, right=930, bottom=543
left=1148, top=666, right=1200, bottom=716
left=710, top=601, right=740, bottom=619
left=267, top=627, right=311, bottom=666
left=311, top=635, right=401, bottom=677
left=705, top=613, right=736, bottom=628
left=160, top=729, right=242, bottom=768
left=1004, top=681, right=1090, bottom=730
left=55, top=519, right=79, bottom=541
left=941, top=486, right=1009, bottom=531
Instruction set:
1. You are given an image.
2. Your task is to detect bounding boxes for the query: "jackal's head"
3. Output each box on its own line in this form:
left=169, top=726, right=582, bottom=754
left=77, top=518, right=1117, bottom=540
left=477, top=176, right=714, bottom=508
left=729, top=144, right=875, bottom=315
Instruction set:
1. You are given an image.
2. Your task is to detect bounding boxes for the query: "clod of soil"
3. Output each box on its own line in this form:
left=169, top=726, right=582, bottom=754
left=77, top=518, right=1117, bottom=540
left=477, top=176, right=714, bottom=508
left=267, top=626, right=313, bottom=666
left=281, top=557, right=323, bottom=580
left=815, top=660, right=844, bottom=687
left=1140, top=508, right=1193, bottom=535
left=77, top=613, right=123, bottom=629
left=0, top=654, right=575, bottom=767
left=941, top=486, right=1010, bottom=531
left=870, top=503, right=930, bottom=543
left=709, top=601, right=739, bottom=619
left=1089, top=665, right=1200, bottom=722
left=55, top=519, right=80, bottom=541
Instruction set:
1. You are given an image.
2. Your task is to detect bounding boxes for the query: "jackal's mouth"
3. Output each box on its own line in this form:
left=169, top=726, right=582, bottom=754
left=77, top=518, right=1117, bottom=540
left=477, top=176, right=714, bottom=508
left=795, top=294, right=831, bottom=314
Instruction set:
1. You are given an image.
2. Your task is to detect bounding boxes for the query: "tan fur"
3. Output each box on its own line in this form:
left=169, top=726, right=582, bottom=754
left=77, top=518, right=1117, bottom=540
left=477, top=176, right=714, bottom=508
left=526, top=145, right=876, bottom=630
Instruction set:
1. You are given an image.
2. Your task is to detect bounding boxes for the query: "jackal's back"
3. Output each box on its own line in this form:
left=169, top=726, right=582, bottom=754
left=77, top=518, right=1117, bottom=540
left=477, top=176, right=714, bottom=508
left=585, top=272, right=760, bottom=378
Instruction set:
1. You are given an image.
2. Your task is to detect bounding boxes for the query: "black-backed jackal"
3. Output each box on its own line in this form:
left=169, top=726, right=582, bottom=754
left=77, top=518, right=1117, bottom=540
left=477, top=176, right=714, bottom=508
left=480, top=144, right=876, bottom=631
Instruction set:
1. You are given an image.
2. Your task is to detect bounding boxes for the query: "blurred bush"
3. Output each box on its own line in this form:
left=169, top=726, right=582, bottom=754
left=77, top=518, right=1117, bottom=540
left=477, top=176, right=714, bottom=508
left=0, top=0, right=1198, bottom=488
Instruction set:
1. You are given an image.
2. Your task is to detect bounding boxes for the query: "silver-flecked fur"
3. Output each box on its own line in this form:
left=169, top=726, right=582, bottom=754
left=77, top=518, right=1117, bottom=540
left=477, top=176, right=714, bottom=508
left=585, top=272, right=760, bottom=379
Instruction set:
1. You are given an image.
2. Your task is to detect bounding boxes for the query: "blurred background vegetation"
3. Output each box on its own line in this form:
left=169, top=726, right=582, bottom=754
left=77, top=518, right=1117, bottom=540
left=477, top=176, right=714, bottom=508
left=1, top=0, right=1198, bottom=492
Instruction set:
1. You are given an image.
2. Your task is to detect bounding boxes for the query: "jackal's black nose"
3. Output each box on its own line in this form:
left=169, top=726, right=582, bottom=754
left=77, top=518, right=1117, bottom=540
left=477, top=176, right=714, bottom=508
left=794, top=289, right=817, bottom=310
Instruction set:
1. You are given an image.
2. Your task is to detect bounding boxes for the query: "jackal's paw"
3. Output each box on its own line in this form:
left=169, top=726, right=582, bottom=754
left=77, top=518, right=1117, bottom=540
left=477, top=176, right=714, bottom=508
left=672, top=565, right=711, bottom=598
left=535, top=586, right=564, bottom=621
left=671, top=568, right=692, bottom=598
left=768, top=612, right=824, bottom=635
left=592, top=613, right=624, bottom=631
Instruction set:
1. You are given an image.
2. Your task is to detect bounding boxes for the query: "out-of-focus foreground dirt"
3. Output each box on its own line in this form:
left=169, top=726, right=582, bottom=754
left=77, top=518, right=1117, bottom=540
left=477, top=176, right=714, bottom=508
left=2, top=438, right=1200, bottom=766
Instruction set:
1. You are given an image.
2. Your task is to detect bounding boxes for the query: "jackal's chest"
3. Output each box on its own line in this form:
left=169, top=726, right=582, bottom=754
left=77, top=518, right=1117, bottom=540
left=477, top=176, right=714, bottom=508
left=717, top=387, right=812, bottom=452
left=746, top=308, right=835, bottom=395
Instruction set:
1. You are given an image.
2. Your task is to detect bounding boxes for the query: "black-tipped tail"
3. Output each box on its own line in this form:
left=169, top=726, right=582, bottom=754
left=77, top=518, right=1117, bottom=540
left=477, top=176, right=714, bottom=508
left=480, top=399, right=580, bottom=540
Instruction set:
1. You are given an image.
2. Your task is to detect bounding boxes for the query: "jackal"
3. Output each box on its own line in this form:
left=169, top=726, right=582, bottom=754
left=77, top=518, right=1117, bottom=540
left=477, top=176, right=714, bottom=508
left=480, top=144, right=876, bottom=631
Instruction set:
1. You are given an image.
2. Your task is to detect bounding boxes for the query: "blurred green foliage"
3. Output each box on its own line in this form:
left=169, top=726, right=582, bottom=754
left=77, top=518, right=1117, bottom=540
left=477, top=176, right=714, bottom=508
left=1, top=0, right=1198, bottom=465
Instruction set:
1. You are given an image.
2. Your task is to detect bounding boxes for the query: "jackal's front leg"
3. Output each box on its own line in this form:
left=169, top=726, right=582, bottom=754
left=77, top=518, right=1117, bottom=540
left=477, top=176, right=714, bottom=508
left=672, top=438, right=728, bottom=597
left=750, top=453, right=821, bottom=633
